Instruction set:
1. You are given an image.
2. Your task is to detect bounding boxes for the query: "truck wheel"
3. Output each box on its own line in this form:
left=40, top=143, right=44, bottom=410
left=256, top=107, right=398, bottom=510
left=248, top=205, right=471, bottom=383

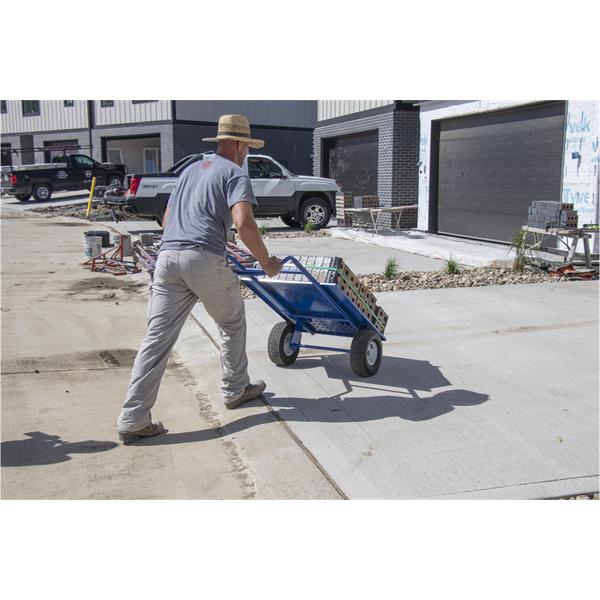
left=32, top=184, right=52, bottom=201
left=107, top=175, right=123, bottom=188
left=300, top=197, right=331, bottom=229
left=268, top=321, right=299, bottom=366
left=350, top=328, right=382, bottom=377
left=281, top=215, right=300, bottom=228
left=16, top=194, right=31, bottom=201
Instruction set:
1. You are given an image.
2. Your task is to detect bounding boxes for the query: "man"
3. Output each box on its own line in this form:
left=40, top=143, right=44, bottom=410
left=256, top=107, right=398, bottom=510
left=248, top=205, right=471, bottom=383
left=117, top=114, right=282, bottom=444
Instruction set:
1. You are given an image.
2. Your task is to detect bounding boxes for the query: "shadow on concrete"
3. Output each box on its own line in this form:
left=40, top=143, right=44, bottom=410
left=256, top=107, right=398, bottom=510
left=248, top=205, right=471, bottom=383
left=1, top=431, right=117, bottom=467
left=134, top=354, right=489, bottom=447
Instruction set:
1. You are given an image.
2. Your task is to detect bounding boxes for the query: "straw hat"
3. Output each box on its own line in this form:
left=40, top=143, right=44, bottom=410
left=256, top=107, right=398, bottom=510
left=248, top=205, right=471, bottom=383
left=202, top=114, right=264, bottom=149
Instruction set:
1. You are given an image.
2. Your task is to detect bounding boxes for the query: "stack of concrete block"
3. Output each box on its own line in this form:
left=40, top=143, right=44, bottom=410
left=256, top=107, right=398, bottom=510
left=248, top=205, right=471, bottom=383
left=528, top=201, right=578, bottom=229
left=336, top=260, right=387, bottom=334
left=352, top=195, right=379, bottom=209
left=361, top=195, right=379, bottom=208
left=336, top=192, right=353, bottom=227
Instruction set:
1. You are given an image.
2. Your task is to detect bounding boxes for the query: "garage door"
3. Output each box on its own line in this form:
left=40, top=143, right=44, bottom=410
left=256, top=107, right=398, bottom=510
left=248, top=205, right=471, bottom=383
left=43, top=139, right=80, bottom=163
left=436, top=102, right=566, bottom=242
left=324, top=131, right=378, bottom=197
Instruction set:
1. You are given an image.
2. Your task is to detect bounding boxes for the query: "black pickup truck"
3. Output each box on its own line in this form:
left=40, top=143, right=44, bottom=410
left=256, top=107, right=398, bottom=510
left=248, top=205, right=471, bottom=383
left=1, top=153, right=126, bottom=201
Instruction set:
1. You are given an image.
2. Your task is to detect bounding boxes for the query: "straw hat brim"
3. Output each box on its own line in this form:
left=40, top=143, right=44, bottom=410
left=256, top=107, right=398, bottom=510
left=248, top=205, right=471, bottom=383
left=202, top=134, right=264, bottom=149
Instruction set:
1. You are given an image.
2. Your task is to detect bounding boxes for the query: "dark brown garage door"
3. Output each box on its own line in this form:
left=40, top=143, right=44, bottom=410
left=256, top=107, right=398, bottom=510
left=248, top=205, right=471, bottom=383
left=435, top=102, right=566, bottom=242
left=324, top=131, right=378, bottom=197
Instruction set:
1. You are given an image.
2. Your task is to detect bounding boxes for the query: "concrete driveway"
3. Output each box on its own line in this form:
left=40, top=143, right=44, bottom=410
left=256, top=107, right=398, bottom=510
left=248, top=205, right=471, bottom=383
left=192, top=281, right=599, bottom=499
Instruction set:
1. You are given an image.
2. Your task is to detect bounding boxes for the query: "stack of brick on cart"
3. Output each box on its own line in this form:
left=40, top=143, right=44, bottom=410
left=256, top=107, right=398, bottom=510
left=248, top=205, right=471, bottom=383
left=528, top=201, right=578, bottom=229
left=335, top=192, right=354, bottom=227
left=227, top=243, right=389, bottom=335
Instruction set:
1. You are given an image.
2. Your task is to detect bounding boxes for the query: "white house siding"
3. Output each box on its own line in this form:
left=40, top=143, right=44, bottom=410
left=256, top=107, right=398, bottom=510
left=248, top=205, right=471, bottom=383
left=561, top=100, right=599, bottom=252
left=317, top=100, right=394, bottom=121
left=175, top=101, right=316, bottom=129
left=1, top=100, right=88, bottom=134
left=93, top=101, right=171, bottom=126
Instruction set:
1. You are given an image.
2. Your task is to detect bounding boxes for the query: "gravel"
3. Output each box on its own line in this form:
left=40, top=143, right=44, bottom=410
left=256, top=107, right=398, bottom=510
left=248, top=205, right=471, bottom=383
left=240, top=265, right=575, bottom=300
left=29, top=203, right=146, bottom=222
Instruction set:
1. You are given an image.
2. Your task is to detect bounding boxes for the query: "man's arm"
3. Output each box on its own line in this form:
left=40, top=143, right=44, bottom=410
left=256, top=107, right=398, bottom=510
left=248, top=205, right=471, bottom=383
left=161, top=206, right=170, bottom=229
left=231, top=202, right=282, bottom=277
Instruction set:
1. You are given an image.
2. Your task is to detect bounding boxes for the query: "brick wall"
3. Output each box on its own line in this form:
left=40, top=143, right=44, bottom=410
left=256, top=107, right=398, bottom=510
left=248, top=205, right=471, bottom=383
left=173, top=123, right=314, bottom=175
left=313, top=108, right=420, bottom=228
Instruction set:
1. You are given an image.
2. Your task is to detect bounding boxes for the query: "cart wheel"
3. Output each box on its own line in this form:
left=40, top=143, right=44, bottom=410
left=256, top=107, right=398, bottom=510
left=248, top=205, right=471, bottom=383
left=268, top=321, right=299, bottom=366
left=350, top=328, right=382, bottom=377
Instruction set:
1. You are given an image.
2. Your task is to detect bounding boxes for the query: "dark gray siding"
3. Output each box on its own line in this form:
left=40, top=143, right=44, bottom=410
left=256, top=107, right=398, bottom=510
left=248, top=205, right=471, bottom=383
left=175, top=101, right=317, bottom=129
left=172, top=123, right=314, bottom=175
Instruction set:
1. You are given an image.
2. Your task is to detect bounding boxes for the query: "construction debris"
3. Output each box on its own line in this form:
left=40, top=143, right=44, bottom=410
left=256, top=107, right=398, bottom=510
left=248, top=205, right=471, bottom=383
left=548, top=263, right=599, bottom=280
left=82, top=232, right=141, bottom=276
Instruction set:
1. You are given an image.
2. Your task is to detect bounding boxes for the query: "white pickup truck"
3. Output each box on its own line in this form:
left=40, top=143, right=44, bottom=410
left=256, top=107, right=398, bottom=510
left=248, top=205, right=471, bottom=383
left=103, top=152, right=340, bottom=228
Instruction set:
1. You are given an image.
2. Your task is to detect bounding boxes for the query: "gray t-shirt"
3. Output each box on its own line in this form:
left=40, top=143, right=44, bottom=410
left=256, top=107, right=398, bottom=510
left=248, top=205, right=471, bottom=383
left=160, top=153, right=257, bottom=255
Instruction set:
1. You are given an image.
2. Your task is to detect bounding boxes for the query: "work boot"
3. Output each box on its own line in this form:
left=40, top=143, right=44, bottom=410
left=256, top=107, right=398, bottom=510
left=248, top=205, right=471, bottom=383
left=224, top=380, right=267, bottom=410
left=119, top=421, right=165, bottom=444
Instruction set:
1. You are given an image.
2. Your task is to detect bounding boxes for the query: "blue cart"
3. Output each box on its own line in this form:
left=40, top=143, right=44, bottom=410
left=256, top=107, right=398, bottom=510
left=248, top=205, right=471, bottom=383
left=228, top=255, right=386, bottom=377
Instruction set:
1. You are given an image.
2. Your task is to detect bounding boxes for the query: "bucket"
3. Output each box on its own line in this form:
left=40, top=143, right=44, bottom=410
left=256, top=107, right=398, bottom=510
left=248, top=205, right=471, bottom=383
left=85, top=230, right=111, bottom=247
left=84, top=235, right=103, bottom=259
left=113, top=233, right=132, bottom=256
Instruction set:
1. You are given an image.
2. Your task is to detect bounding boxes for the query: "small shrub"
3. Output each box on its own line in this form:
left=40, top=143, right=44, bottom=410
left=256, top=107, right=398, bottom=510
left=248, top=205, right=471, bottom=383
left=445, top=256, right=460, bottom=274
left=259, top=224, right=269, bottom=236
left=384, top=257, right=398, bottom=279
left=303, top=221, right=315, bottom=233
left=508, top=228, right=532, bottom=272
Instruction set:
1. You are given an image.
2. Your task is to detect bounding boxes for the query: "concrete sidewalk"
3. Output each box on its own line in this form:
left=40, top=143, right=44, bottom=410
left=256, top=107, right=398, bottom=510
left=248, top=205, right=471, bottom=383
left=193, top=281, right=599, bottom=499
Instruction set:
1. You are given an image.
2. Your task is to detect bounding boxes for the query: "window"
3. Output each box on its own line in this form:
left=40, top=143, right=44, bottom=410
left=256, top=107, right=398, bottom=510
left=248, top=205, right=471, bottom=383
left=247, top=157, right=282, bottom=179
left=72, top=155, right=95, bottom=168
left=143, top=148, right=160, bottom=173
left=22, top=100, right=40, bottom=116
left=132, top=100, right=158, bottom=104
left=64, top=101, right=74, bottom=107
left=100, top=100, right=114, bottom=108
left=1, top=100, right=6, bottom=114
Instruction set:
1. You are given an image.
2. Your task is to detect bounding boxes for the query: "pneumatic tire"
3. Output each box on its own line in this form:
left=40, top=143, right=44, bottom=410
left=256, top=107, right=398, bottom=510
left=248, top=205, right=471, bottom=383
left=350, top=328, right=382, bottom=377
left=33, top=183, right=52, bottom=201
left=268, top=321, right=299, bottom=366
left=299, top=197, right=331, bottom=229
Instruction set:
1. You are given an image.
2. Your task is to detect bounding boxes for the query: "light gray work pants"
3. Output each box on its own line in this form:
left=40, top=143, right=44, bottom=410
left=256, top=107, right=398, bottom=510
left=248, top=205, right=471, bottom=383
left=117, top=247, right=249, bottom=432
